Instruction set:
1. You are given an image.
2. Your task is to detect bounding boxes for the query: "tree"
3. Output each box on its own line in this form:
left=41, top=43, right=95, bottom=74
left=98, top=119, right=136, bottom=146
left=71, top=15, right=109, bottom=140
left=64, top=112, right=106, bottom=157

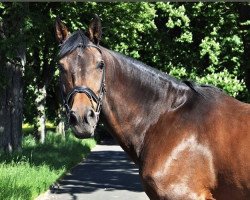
left=237, top=3, right=250, bottom=100
left=1, top=3, right=248, bottom=150
left=23, top=3, right=61, bottom=142
left=0, top=3, right=27, bottom=152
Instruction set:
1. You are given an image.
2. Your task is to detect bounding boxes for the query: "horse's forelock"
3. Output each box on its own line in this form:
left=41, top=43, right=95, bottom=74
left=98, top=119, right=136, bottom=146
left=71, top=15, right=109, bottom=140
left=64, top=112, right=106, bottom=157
left=58, top=30, right=89, bottom=59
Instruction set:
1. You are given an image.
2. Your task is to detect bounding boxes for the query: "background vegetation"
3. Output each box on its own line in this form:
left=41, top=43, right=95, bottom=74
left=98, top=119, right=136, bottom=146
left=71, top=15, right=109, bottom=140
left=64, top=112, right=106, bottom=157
left=1, top=2, right=249, bottom=136
left=23, top=2, right=250, bottom=122
left=0, top=2, right=249, bottom=198
left=0, top=131, right=96, bottom=200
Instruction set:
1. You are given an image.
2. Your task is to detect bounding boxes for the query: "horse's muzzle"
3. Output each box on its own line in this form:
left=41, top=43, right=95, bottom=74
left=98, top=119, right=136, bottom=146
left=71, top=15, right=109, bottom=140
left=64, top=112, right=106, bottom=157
left=69, top=108, right=97, bottom=138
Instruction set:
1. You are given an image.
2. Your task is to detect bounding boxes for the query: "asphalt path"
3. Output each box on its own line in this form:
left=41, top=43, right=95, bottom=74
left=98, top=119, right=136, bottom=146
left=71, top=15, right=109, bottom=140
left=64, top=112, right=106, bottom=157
left=37, top=140, right=149, bottom=200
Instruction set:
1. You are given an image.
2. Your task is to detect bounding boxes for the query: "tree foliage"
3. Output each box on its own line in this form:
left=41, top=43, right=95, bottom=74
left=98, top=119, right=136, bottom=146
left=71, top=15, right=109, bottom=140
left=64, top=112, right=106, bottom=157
left=0, top=2, right=249, bottom=131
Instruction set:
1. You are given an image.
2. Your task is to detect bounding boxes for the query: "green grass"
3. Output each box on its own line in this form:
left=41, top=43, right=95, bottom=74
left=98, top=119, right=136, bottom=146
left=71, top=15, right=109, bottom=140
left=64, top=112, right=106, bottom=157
left=22, top=123, right=56, bottom=135
left=0, top=131, right=96, bottom=200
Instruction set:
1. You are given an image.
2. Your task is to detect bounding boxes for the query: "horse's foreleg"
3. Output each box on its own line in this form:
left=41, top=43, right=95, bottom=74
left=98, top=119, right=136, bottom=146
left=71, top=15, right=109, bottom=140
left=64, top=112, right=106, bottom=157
left=141, top=171, right=216, bottom=200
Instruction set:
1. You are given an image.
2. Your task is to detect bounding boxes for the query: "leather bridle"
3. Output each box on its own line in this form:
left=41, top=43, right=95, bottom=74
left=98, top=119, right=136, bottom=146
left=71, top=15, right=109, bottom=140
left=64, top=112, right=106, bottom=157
left=59, top=44, right=106, bottom=122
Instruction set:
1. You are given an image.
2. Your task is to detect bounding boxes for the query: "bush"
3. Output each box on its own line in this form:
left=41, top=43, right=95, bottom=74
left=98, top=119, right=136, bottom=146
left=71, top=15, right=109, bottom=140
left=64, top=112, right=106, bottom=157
left=169, top=66, right=246, bottom=97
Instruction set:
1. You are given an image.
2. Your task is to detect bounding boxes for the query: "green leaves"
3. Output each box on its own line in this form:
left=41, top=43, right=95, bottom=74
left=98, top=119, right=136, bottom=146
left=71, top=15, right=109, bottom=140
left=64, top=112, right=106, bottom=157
left=0, top=2, right=4, bottom=21
left=1, top=2, right=248, bottom=127
left=0, top=3, right=4, bottom=9
left=153, top=2, right=248, bottom=100
left=200, top=37, right=221, bottom=65
left=169, top=66, right=245, bottom=97
left=195, top=69, right=246, bottom=97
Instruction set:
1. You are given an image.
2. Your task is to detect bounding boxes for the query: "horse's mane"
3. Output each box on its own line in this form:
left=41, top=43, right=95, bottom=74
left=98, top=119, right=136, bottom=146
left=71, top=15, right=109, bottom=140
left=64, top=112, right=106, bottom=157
left=182, top=80, right=223, bottom=97
left=108, top=50, right=223, bottom=98
left=108, top=50, right=181, bottom=85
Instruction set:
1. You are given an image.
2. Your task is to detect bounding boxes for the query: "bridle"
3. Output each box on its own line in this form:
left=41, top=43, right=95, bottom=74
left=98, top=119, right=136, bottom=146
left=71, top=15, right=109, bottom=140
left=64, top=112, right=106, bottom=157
left=59, top=44, right=106, bottom=122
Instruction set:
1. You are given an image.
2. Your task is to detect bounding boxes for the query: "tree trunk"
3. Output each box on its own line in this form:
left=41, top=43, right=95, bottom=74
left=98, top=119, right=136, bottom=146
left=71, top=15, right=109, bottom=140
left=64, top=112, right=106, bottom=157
left=0, top=3, right=26, bottom=153
left=34, top=85, right=46, bottom=144
left=56, top=107, right=67, bottom=138
left=0, top=62, right=24, bottom=152
left=238, top=3, right=250, bottom=93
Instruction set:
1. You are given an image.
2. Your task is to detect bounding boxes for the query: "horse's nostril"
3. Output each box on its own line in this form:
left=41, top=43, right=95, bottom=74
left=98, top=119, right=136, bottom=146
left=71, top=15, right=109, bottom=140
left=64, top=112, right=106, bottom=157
left=84, top=109, right=96, bottom=124
left=69, top=111, right=78, bottom=125
left=89, top=109, right=95, bottom=118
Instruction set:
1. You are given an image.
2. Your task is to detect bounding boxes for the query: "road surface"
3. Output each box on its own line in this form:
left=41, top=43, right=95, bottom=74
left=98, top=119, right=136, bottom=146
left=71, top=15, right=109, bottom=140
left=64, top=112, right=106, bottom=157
left=37, top=140, right=149, bottom=200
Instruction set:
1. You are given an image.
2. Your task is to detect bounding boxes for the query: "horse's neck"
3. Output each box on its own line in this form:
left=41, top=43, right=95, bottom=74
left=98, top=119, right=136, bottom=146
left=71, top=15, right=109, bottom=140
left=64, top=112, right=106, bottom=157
left=101, top=50, right=189, bottom=163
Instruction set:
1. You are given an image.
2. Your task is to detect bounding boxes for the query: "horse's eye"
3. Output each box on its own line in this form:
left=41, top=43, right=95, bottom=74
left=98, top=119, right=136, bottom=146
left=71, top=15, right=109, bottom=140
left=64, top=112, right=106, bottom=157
left=98, top=60, right=105, bottom=70
left=58, top=64, right=66, bottom=73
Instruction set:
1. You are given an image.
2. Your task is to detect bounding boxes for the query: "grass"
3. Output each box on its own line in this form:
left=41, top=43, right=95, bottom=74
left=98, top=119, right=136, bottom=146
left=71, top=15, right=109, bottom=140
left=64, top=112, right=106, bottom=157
left=22, top=123, right=56, bottom=135
left=0, top=131, right=96, bottom=200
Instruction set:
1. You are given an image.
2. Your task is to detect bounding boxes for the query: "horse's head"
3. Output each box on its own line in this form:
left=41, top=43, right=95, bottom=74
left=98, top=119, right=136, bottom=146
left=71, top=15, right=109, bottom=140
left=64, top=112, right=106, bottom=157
left=55, top=15, right=105, bottom=139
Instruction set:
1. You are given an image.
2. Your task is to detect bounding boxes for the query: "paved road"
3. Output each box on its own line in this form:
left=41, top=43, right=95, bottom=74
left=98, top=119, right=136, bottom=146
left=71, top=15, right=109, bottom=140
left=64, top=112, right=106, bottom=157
left=37, top=140, right=149, bottom=200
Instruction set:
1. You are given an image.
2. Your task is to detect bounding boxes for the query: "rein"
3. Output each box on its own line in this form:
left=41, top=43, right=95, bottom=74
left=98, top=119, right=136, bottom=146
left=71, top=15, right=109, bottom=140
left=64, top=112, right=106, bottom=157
left=59, top=44, right=106, bottom=122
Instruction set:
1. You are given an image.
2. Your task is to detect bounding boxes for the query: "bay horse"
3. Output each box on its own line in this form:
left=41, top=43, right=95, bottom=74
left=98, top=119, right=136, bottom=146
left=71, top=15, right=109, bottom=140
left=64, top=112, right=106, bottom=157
left=55, top=15, right=250, bottom=200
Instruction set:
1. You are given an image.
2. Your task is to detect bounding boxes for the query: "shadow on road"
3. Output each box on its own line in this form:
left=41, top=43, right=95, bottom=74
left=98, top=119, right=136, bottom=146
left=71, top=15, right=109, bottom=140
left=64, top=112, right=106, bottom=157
left=50, top=142, right=144, bottom=196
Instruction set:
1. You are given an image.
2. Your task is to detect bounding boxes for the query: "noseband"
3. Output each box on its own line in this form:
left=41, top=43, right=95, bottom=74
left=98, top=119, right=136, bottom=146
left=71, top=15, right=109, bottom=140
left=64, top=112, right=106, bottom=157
left=59, top=44, right=106, bottom=122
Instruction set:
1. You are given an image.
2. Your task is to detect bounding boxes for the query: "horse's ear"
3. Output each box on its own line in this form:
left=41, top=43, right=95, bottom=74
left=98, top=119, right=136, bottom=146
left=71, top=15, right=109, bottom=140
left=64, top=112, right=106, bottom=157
left=55, top=17, right=70, bottom=44
left=86, top=14, right=102, bottom=45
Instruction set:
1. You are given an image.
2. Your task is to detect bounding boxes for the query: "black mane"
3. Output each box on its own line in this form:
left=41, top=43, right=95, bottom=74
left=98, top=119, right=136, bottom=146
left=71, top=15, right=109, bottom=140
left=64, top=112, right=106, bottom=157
left=109, top=50, right=222, bottom=98
left=58, top=30, right=89, bottom=59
